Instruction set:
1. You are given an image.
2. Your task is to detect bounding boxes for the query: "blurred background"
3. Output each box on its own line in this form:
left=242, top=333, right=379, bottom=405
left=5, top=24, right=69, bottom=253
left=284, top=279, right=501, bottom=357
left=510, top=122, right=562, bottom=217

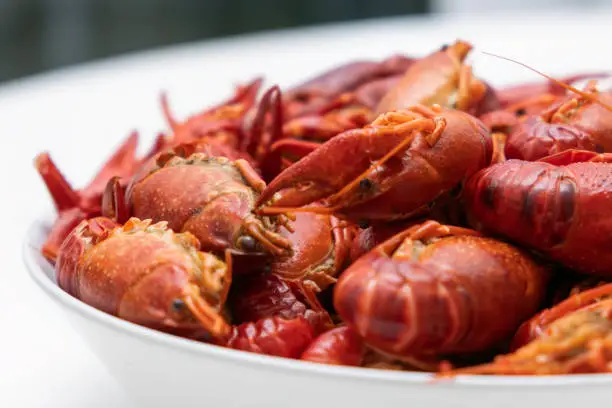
left=1, top=0, right=611, bottom=84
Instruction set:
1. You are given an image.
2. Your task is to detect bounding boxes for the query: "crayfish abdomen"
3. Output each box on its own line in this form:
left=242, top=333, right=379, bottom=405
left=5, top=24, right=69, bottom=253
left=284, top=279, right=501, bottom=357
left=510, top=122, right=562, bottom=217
left=334, top=221, right=548, bottom=359
left=464, top=150, right=612, bottom=276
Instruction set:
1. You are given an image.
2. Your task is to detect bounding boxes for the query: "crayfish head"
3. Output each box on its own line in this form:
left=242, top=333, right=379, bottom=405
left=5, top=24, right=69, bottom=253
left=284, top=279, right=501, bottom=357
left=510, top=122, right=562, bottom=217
left=114, top=219, right=232, bottom=340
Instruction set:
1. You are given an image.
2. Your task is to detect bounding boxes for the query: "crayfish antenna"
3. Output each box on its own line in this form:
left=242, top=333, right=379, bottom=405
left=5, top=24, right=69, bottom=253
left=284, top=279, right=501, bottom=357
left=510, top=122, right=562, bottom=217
left=258, top=204, right=337, bottom=216
left=482, top=51, right=612, bottom=114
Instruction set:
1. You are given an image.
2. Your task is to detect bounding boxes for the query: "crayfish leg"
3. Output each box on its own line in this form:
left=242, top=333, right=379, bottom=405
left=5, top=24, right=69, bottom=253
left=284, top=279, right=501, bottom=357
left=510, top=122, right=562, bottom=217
left=242, top=85, right=283, bottom=163
left=101, top=176, right=129, bottom=224
left=456, top=64, right=486, bottom=112
left=234, top=159, right=266, bottom=193
left=182, top=284, right=231, bottom=340
left=34, top=152, right=81, bottom=211
left=490, top=132, right=508, bottom=164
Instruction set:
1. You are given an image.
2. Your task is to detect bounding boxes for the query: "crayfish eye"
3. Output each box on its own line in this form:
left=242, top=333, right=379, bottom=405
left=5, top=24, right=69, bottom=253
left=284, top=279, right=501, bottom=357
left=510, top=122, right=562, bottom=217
left=440, top=44, right=449, bottom=52
left=359, top=178, right=374, bottom=192
left=237, top=235, right=258, bottom=252
left=515, top=108, right=527, bottom=116
left=171, top=298, right=186, bottom=312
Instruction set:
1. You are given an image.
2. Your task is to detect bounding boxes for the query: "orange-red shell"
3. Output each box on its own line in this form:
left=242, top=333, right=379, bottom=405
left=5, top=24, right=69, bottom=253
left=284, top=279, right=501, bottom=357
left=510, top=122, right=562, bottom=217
left=334, top=230, right=548, bottom=357
left=301, top=326, right=365, bottom=366
left=226, top=316, right=315, bottom=359
left=56, top=217, right=229, bottom=336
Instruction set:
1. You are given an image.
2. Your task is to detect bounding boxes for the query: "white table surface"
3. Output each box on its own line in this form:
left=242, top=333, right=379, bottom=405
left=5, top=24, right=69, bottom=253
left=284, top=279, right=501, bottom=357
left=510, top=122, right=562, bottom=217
left=3, top=9, right=612, bottom=407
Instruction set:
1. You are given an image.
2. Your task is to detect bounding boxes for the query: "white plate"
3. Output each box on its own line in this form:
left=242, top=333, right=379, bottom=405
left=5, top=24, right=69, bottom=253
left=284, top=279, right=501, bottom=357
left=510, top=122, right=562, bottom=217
left=9, top=9, right=612, bottom=408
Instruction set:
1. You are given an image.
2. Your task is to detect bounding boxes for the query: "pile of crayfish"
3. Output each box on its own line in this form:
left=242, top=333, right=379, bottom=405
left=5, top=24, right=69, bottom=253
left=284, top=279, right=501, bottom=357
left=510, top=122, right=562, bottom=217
left=35, top=39, right=612, bottom=376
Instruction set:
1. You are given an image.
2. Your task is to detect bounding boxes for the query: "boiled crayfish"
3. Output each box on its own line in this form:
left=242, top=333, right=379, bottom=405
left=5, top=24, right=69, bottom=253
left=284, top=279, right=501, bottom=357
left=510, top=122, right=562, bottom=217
left=334, top=220, right=549, bottom=368
left=104, top=152, right=292, bottom=257
left=464, top=149, right=612, bottom=277
left=257, top=104, right=491, bottom=225
left=442, top=285, right=612, bottom=375
left=34, top=38, right=612, bottom=376
left=56, top=217, right=231, bottom=339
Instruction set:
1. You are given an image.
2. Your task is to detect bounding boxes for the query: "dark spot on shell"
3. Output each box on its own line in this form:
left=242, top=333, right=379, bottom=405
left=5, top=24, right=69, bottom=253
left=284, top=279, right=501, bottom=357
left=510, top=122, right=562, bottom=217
left=172, top=298, right=186, bottom=311
left=558, top=179, right=576, bottom=224
left=481, top=179, right=498, bottom=209
left=449, top=182, right=463, bottom=198
left=188, top=207, right=203, bottom=218
left=522, top=184, right=538, bottom=222
left=358, top=220, right=370, bottom=229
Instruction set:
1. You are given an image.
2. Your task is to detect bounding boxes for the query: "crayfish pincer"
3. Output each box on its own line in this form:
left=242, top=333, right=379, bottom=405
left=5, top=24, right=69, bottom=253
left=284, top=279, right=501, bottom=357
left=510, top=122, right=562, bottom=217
left=333, top=221, right=549, bottom=366
left=256, top=105, right=491, bottom=224
left=103, top=152, right=292, bottom=257
left=56, top=217, right=232, bottom=339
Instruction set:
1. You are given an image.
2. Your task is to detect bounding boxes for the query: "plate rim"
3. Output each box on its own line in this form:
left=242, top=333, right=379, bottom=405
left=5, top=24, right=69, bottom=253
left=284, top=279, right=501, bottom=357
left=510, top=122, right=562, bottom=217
left=22, top=214, right=612, bottom=388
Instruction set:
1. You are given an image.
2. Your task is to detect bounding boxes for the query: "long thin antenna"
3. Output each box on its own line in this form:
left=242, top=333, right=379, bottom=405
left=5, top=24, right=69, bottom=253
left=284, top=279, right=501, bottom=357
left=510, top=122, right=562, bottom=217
left=481, top=51, right=612, bottom=114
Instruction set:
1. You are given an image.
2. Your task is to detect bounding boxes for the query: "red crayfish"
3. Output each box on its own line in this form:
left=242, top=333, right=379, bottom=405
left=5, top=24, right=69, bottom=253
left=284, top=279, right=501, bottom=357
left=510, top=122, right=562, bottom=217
left=260, top=55, right=414, bottom=179
left=464, top=148, right=612, bottom=277
left=36, top=38, right=612, bottom=376
left=334, top=220, right=549, bottom=368
left=479, top=55, right=612, bottom=162
left=283, top=54, right=415, bottom=119
left=376, top=40, right=499, bottom=116
left=103, top=152, right=292, bottom=257
left=443, top=284, right=612, bottom=375
left=56, top=217, right=232, bottom=339
left=257, top=104, right=491, bottom=224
